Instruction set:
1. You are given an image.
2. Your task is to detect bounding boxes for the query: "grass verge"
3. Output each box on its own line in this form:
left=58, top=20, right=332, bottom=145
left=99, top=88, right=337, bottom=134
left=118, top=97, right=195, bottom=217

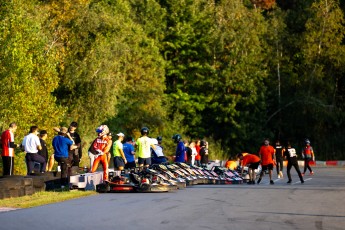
left=0, top=190, right=97, bottom=209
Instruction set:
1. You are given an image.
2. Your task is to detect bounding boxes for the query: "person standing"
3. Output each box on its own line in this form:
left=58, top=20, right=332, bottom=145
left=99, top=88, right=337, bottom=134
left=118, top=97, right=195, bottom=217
left=257, top=138, right=276, bottom=184
left=190, top=141, right=197, bottom=166
left=284, top=143, right=304, bottom=184
left=302, top=139, right=315, bottom=176
left=38, top=130, right=49, bottom=172
left=112, top=133, right=127, bottom=170
left=90, top=125, right=112, bottom=181
left=52, top=127, right=76, bottom=188
left=199, top=140, right=209, bottom=168
left=68, top=122, right=82, bottom=167
left=151, top=136, right=167, bottom=164
left=173, top=134, right=185, bottom=163
left=22, top=126, right=46, bottom=174
left=195, top=140, right=201, bottom=167
left=184, top=140, right=192, bottom=165
left=237, top=153, right=261, bottom=184
left=1, top=123, right=19, bottom=176
left=136, top=127, right=155, bottom=168
left=275, top=140, right=284, bottom=179
left=123, top=136, right=136, bottom=169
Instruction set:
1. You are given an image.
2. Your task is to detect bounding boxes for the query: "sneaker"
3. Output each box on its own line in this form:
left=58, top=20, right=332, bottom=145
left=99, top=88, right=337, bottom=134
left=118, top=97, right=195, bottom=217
left=280, top=171, right=284, bottom=178
left=247, top=181, right=252, bottom=184
left=301, top=180, right=304, bottom=184
left=310, top=171, right=314, bottom=175
left=257, top=178, right=261, bottom=184
left=252, top=180, right=256, bottom=184
left=270, top=180, right=274, bottom=184
left=287, top=180, right=292, bottom=183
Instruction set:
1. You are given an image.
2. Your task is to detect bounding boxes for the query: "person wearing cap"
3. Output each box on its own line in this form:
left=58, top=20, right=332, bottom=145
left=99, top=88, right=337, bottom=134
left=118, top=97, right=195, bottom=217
left=38, top=130, right=49, bottom=171
left=257, top=138, right=276, bottom=184
left=237, top=153, right=261, bottom=184
left=301, top=139, right=315, bottom=176
left=123, top=136, right=136, bottom=169
left=22, top=126, right=46, bottom=174
left=89, top=125, right=112, bottom=181
left=68, top=121, right=82, bottom=167
left=52, top=126, right=77, bottom=188
left=112, top=132, right=127, bottom=170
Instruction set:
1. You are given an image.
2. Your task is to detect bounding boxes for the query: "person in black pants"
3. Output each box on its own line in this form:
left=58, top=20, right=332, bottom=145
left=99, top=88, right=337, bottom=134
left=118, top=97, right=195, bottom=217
left=275, top=140, right=284, bottom=179
left=284, top=143, right=304, bottom=184
left=38, top=130, right=49, bottom=172
left=52, top=127, right=76, bottom=188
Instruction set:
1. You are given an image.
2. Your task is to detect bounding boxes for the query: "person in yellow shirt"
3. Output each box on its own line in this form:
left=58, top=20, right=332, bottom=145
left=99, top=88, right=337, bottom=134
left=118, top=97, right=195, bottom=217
left=112, top=133, right=126, bottom=170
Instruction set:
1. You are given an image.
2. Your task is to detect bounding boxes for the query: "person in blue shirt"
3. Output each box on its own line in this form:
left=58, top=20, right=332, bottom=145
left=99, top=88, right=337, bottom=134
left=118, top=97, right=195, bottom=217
left=52, top=127, right=76, bottom=188
left=123, top=136, right=136, bottom=169
left=173, top=134, right=185, bottom=163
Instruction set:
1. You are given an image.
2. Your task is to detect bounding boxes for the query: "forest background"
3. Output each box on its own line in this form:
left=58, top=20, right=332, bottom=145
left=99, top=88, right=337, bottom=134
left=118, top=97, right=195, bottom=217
left=1, top=0, right=345, bottom=175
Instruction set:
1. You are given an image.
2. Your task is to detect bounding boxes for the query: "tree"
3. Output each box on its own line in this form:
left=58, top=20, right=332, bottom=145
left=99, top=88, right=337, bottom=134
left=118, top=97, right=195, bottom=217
left=0, top=0, right=62, bottom=137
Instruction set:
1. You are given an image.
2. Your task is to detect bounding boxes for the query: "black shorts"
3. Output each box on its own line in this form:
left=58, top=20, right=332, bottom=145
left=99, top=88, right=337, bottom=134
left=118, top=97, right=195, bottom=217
left=125, top=161, right=136, bottom=169
left=262, top=164, right=274, bottom=171
left=138, top=157, right=151, bottom=166
left=248, top=162, right=260, bottom=170
left=113, top=156, right=125, bottom=168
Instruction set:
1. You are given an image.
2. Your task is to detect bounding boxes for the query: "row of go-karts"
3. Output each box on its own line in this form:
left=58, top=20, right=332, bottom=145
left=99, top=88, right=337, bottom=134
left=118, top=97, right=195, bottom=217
left=96, top=162, right=246, bottom=193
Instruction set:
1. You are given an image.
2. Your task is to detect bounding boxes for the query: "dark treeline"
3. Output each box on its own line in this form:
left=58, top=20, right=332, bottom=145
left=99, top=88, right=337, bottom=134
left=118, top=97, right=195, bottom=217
left=0, top=0, right=344, bottom=160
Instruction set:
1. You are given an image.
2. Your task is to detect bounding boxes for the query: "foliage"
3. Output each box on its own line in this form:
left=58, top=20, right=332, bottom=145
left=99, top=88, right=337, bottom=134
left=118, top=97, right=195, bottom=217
left=1, top=0, right=345, bottom=170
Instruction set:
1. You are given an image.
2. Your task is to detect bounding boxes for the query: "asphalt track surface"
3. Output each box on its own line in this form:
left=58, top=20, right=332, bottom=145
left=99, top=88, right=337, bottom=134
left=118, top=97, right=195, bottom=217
left=1, top=167, right=345, bottom=230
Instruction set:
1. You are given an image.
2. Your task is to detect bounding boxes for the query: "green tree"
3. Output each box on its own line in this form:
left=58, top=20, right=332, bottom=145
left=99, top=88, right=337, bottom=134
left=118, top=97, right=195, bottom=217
left=0, top=0, right=62, bottom=137
left=208, top=0, right=268, bottom=154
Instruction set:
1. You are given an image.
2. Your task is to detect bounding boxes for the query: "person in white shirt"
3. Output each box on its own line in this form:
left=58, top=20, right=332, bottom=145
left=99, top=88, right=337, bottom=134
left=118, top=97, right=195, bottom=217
left=22, top=126, right=46, bottom=174
left=190, top=141, right=197, bottom=166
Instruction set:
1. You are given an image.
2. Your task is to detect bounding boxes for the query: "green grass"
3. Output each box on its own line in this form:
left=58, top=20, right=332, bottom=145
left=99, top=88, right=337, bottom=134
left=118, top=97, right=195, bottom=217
left=0, top=190, right=97, bottom=209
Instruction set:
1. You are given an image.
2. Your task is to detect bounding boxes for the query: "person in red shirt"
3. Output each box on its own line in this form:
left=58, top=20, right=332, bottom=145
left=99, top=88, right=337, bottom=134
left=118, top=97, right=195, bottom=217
left=237, top=153, right=261, bottom=184
left=194, top=139, right=201, bottom=167
left=301, top=139, right=315, bottom=176
left=257, top=138, right=276, bottom=184
left=1, top=123, right=19, bottom=176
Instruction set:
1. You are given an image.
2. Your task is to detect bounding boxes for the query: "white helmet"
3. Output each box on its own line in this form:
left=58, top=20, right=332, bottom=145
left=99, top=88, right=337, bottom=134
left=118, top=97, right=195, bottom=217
left=96, top=125, right=109, bottom=136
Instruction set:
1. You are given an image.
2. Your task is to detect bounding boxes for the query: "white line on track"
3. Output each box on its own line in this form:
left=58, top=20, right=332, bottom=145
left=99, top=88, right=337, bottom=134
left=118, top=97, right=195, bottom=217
left=293, top=178, right=312, bottom=184
left=264, top=178, right=282, bottom=185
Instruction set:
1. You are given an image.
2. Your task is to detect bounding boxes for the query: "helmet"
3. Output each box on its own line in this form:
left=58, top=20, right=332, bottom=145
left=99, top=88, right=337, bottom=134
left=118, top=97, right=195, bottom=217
left=96, top=125, right=109, bottom=136
left=141, top=127, right=149, bottom=135
left=157, top=136, right=163, bottom=142
left=151, top=138, right=158, bottom=145
left=172, top=134, right=182, bottom=143
left=305, top=138, right=310, bottom=144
